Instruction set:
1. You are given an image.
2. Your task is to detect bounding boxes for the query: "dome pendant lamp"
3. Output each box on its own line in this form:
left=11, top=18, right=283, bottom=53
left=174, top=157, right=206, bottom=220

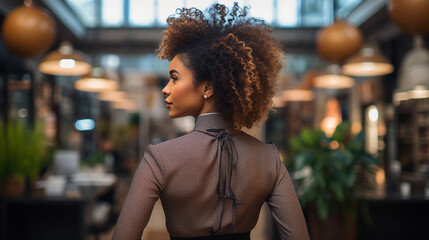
left=342, top=44, right=394, bottom=77
left=314, top=64, right=355, bottom=89
left=74, top=67, right=119, bottom=92
left=39, top=41, right=91, bottom=76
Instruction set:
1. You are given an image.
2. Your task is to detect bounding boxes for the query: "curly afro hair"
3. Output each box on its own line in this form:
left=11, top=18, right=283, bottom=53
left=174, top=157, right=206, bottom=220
left=157, top=3, right=284, bottom=129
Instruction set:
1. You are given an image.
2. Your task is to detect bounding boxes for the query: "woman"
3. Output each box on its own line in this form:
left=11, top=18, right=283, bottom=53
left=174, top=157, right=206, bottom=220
left=113, top=3, right=309, bottom=240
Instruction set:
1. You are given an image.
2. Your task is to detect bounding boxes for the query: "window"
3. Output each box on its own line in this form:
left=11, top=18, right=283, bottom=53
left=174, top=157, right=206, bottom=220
left=101, top=0, right=123, bottom=26
left=129, top=0, right=156, bottom=26
left=66, top=0, right=97, bottom=27
left=66, top=0, right=340, bottom=28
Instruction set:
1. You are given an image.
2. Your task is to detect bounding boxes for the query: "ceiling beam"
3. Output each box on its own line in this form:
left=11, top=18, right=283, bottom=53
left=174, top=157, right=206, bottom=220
left=0, top=0, right=20, bottom=15
left=345, top=0, right=386, bottom=26
left=74, top=27, right=317, bottom=55
left=41, top=0, right=86, bottom=38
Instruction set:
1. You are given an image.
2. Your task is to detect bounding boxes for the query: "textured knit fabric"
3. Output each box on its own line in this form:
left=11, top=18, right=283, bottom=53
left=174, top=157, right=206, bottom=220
left=112, top=113, right=310, bottom=240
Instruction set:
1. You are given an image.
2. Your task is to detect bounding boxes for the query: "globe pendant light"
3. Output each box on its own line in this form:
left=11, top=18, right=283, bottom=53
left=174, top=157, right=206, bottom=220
left=317, top=20, right=363, bottom=64
left=389, top=0, right=429, bottom=35
left=39, top=41, right=91, bottom=76
left=315, top=20, right=362, bottom=89
left=1, top=0, right=56, bottom=58
left=74, top=67, right=119, bottom=92
left=342, top=44, right=394, bottom=77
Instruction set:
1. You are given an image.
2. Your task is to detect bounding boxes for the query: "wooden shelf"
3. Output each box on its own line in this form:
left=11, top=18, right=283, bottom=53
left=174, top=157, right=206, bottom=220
left=397, top=98, right=429, bottom=172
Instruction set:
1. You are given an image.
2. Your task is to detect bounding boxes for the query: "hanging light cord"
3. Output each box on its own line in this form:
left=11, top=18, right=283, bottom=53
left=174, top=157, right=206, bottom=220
left=24, top=0, right=32, bottom=7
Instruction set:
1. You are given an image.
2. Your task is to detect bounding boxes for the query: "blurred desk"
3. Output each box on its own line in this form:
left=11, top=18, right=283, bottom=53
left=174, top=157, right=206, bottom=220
left=0, top=175, right=116, bottom=240
left=269, top=187, right=429, bottom=240
left=357, top=188, right=429, bottom=240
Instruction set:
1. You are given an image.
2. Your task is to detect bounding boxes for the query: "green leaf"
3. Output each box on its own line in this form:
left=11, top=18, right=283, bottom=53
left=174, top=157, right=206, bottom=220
left=332, top=122, right=351, bottom=143
left=316, top=196, right=329, bottom=220
left=301, top=128, right=317, bottom=147
left=333, top=150, right=353, bottom=167
left=289, top=137, right=305, bottom=153
left=347, top=169, right=356, bottom=187
left=330, top=181, right=344, bottom=201
left=294, top=150, right=313, bottom=170
left=314, top=172, right=326, bottom=190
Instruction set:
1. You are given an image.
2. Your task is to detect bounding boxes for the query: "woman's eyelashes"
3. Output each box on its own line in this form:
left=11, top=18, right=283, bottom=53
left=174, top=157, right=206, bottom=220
left=170, top=75, right=178, bottom=83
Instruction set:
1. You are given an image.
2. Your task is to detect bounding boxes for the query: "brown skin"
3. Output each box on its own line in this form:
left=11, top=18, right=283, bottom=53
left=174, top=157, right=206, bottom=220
left=162, top=55, right=218, bottom=118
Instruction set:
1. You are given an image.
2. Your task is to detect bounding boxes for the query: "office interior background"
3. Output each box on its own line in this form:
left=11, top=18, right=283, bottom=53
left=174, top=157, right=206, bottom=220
left=0, top=0, right=429, bottom=239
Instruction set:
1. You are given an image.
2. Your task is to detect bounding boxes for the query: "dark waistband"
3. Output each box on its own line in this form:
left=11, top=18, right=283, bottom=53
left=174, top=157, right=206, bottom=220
left=170, top=231, right=251, bottom=240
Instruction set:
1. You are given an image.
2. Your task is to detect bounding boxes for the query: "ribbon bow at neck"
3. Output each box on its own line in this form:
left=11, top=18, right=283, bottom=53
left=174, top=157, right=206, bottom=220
left=194, top=128, right=241, bottom=233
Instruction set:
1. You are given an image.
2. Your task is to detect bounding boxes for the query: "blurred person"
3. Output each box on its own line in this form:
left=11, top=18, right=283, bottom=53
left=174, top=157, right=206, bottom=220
left=113, top=3, right=309, bottom=240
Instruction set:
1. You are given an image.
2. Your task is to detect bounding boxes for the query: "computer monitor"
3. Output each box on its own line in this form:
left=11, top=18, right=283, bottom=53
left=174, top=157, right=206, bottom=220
left=54, top=150, right=80, bottom=176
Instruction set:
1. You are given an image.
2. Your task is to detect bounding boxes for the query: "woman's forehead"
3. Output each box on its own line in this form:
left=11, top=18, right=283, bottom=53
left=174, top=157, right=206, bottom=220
left=170, top=55, right=190, bottom=72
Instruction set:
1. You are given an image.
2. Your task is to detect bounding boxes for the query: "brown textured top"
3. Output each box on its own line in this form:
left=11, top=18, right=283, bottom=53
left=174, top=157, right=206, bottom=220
left=112, top=113, right=309, bottom=239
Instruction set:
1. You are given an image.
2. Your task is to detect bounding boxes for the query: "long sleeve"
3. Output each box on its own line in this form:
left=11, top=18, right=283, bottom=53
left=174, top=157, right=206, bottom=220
left=112, top=145, right=165, bottom=240
left=266, top=145, right=310, bottom=240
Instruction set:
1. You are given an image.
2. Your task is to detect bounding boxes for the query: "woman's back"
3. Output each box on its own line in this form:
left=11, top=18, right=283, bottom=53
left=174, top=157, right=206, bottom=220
left=157, top=114, right=277, bottom=236
left=113, top=114, right=309, bottom=239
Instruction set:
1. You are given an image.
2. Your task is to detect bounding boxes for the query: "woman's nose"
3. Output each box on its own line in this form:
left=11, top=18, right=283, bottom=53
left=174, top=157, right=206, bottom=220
left=162, top=83, right=170, bottom=96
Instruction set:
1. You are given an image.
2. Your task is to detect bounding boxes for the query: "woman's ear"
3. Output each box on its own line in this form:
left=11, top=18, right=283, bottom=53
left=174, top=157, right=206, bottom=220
left=203, top=81, right=215, bottom=98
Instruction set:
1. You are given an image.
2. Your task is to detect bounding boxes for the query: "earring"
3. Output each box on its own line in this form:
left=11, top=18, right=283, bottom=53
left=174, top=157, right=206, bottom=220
left=204, top=95, right=208, bottom=99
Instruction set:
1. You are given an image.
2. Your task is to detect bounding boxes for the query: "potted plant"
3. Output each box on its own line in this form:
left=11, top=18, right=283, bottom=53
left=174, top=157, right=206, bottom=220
left=0, top=119, right=46, bottom=197
left=286, top=122, right=378, bottom=240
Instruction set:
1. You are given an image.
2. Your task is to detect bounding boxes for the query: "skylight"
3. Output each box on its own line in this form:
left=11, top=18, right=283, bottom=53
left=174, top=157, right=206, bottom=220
left=65, top=0, right=362, bottom=28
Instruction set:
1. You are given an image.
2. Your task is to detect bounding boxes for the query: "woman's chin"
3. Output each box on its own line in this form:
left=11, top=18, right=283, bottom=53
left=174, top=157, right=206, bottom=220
left=168, top=111, right=181, bottom=118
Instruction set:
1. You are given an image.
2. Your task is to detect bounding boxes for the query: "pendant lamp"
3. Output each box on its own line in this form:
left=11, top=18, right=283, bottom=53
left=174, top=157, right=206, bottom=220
left=282, top=71, right=315, bottom=102
left=74, top=67, right=119, bottom=92
left=98, top=90, right=129, bottom=102
left=342, top=44, right=394, bottom=77
left=1, top=0, right=56, bottom=58
left=317, top=20, right=363, bottom=64
left=283, top=89, right=314, bottom=102
left=314, top=64, right=355, bottom=89
left=389, top=0, right=429, bottom=35
left=112, top=100, right=137, bottom=112
left=393, top=36, right=429, bottom=104
left=315, top=20, right=362, bottom=89
left=39, top=41, right=91, bottom=76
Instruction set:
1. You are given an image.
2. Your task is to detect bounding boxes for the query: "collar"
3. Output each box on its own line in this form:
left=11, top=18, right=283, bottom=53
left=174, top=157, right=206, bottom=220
left=193, top=113, right=233, bottom=131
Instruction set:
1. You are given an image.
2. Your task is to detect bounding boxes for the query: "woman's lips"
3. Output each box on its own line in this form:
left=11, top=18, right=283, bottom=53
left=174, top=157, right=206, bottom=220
left=165, top=100, right=172, bottom=108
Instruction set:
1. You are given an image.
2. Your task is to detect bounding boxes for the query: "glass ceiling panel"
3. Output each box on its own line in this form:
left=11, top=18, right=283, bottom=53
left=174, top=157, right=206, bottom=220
left=248, top=0, right=274, bottom=24
left=65, top=0, right=97, bottom=27
left=65, top=0, right=358, bottom=28
left=130, top=0, right=156, bottom=26
left=157, top=0, right=185, bottom=26
left=335, top=0, right=363, bottom=18
left=186, top=0, right=216, bottom=11
left=101, top=0, right=124, bottom=26
left=277, top=0, right=298, bottom=26
left=301, top=0, right=332, bottom=27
